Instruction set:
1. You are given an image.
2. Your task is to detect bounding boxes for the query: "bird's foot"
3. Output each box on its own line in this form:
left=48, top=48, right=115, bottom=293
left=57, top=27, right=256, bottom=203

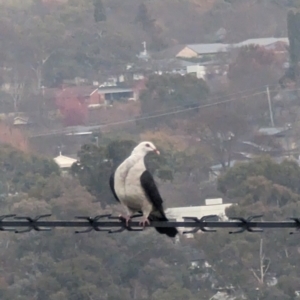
left=118, top=214, right=132, bottom=227
left=139, top=217, right=150, bottom=228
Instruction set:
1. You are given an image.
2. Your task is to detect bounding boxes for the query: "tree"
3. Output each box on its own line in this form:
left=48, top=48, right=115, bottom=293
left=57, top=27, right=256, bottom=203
left=187, top=107, right=248, bottom=172
left=195, top=156, right=300, bottom=299
left=71, top=139, right=176, bottom=206
left=228, top=45, right=283, bottom=91
left=24, top=16, right=69, bottom=90
left=71, top=143, right=112, bottom=206
left=0, top=144, right=60, bottom=195
left=287, top=9, right=300, bottom=84
left=0, top=0, right=137, bottom=88
left=0, top=122, right=29, bottom=152
left=217, top=155, right=300, bottom=197
left=93, top=0, right=106, bottom=22
left=0, top=153, right=202, bottom=300
left=106, top=139, right=137, bottom=168
left=139, top=74, right=210, bottom=129
left=55, top=87, right=88, bottom=126
left=135, top=3, right=155, bottom=31
left=72, top=136, right=210, bottom=208
left=141, top=129, right=212, bottom=182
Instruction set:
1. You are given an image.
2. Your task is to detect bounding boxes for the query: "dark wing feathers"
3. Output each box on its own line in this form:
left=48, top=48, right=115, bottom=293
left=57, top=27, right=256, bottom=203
left=109, top=172, right=120, bottom=203
left=110, top=168, right=178, bottom=238
left=140, top=170, right=164, bottom=211
left=140, top=170, right=178, bottom=237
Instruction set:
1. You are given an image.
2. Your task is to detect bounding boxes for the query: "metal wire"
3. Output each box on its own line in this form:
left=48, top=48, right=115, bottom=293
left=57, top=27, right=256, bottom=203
left=0, top=214, right=299, bottom=235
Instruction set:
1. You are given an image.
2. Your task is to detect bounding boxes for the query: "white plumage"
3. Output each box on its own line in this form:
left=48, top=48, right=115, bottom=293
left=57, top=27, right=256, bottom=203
left=114, top=151, right=153, bottom=219
left=109, top=141, right=178, bottom=237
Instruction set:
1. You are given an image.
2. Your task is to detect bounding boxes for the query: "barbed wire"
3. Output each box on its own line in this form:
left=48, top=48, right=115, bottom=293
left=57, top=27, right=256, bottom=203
left=0, top=214, right=299, bottom=235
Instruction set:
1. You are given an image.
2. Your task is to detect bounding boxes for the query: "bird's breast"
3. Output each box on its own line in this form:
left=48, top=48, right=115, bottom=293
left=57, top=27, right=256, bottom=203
left=114, top=164, right=150, bottom=210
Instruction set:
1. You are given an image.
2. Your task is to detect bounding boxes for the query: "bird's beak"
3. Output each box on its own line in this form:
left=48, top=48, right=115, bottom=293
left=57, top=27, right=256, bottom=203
left=154, top=149, right=160, bottom=155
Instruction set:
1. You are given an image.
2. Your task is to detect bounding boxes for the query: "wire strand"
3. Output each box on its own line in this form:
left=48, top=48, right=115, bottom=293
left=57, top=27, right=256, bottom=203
left=30, top=85, right=294, bottom=137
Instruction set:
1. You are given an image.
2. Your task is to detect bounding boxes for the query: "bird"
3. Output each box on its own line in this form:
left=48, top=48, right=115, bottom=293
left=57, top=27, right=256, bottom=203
left=109, top=141, right=178, bottom=238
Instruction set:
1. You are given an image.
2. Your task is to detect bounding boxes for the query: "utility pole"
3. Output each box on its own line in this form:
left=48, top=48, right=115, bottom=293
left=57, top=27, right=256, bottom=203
left=266, top=85, right=275, bottom=127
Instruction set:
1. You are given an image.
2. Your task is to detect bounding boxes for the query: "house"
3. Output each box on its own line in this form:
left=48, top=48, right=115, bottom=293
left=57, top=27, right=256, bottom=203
left=13, top=116, right=31, bottom=127
left=186, top=64, right=207, bottom=79
left=209, top=160, right=243, bottom=181
left=235, top=37, right=289, bottom=52
left=166, top=198, right=234, bottom=238
left=176, top=43, right=230, bottom=60
left=256, top=126, right=293, bottom=151
left=154, top=37, right=288, bottom=64
left=53, top=152, right=77, bottom=174
left=55, top=85, right=101, bottom=107
left=97, top=86, right=136, bottom=104
left=235, top=37, right=289, bottom=61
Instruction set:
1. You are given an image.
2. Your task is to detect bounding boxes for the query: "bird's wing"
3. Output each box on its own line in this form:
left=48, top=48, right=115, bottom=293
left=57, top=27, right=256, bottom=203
left=140, top=170, right=165, bottom=214
left=109, top=172, right=120, bottom=203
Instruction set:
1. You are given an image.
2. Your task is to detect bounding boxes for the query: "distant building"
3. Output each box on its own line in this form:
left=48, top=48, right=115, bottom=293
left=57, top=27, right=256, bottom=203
left=176, top=43, right=230, bottom=60
left=256, top=125, right=293, bottom=151
left=209, top=160, right=242, bottom=181
left=155, top=37, right=289, bottom=62
left=13, top=115, right=31, bottom=127
left=235, top=37, right=289, bottom=52
left=53, top=152, right=77, bottom=174
left=166, top=198, right=234, bottom=238
left=186, top=64, right=207, bottom=79
left=98, top=86, right=136, bottom=104
left=55, top=85, right=100, bottom=106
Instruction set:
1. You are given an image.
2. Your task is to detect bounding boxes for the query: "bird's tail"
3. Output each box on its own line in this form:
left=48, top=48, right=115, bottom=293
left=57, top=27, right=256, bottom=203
left=149, top=214, right=178, bottom=238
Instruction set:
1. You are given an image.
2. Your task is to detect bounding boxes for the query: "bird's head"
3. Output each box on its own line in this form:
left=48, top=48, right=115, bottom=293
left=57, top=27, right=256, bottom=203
left=131, top=141, right=160, bottom=156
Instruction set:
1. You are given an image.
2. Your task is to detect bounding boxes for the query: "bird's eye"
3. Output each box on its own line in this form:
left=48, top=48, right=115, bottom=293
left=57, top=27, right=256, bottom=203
left=145, top=143, right=150, bottom=147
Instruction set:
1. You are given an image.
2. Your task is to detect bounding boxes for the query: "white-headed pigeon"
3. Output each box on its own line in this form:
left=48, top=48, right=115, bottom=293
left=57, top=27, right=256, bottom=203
left=109, top=141, right=178, bottom=238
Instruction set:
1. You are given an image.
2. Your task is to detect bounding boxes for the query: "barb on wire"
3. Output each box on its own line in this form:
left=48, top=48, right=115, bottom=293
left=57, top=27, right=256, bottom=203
left=75, top=214, right=112, bottom=233
left=289, top=218, right=300, bottom=235
left=107, top=213, right=144, bottom=234
left=0, top=214, right=16, bottom=231
left=14, top=214, right=52, bottom=233
left=182, top=215, right=219, bottom=234
left=229, top=215, right=264, bottom=234
left=0, top=213, right=298, bottom=236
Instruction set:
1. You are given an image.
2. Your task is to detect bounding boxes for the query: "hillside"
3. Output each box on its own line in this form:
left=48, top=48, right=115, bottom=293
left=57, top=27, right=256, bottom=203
left=0, top=0, right=291, bottom=84
left=102, top=0, right=288, bottom=48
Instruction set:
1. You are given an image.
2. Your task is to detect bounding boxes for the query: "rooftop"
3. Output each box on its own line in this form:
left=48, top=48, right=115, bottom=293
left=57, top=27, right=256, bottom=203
left=53, top=153, right=77, bottom=169
left=166, top=202, right=233, bottom=223
left=98, top=87, right=134, bottom=94
left=236, top=37, right=289, bottom=47
left=257, top=127, right=289, bottom=136
left=186, top=43, right=230, bottom=55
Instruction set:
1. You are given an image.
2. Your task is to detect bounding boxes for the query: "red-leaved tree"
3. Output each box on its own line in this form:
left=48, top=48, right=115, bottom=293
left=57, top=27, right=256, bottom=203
left=228, top=45, right=283, bottom=91
left=55, top=88, right=88, bottom=127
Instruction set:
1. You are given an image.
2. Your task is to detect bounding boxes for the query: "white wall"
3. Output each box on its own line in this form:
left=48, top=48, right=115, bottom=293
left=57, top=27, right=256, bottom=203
left=186, top=65, right=206, bottom=79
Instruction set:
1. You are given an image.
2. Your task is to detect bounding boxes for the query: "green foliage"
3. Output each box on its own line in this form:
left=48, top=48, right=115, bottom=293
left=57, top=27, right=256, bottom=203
left=287, top=9, right=300, bottom=80
left=135, top=3, right=155, bottom=31
left=228, top=45, right=282, bottom=92
left=93, top=0, right=106, bottom=22
left=0, top=145, right=60, bottom=195
left=141, top=73, right=210, bottom=110
left=106, top=139, right=137, bottom=168
left=0, top=176, right=203, bottom=300
left=218, top=156, right=300, bottom=198
left=2, top=140, right=300, bottom=299
left=139, top=74, right=210, bottom=128
left=72, top=138, right=202, bottom=205
left=194, top=155, right=300, bottom=299
left=0, top=0, right=135, bottom=88
left=71, top=143, right=112, bottom=206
